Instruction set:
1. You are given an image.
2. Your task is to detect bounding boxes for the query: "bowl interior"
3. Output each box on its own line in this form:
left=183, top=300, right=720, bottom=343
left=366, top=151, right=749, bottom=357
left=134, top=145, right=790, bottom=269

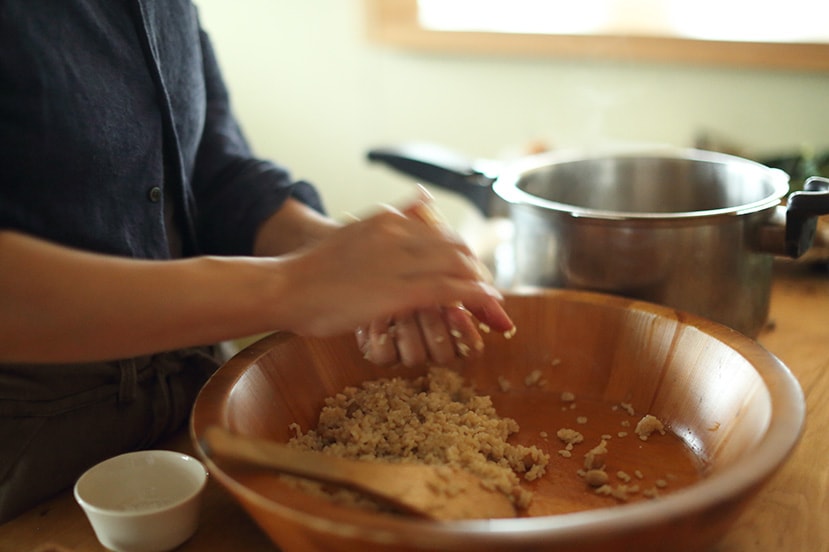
left=74, top=450, right=207, bottom=514
left=191, top=289, right=803, bottom=551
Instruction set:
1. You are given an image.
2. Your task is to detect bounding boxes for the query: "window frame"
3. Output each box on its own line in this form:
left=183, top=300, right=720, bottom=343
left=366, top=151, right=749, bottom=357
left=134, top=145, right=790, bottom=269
left=363, top=0, right=829, bottom=72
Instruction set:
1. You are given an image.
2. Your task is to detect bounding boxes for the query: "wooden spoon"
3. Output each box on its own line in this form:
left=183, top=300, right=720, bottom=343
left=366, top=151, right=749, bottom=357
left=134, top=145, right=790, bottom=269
left=201, top=426, right=516, bottom=521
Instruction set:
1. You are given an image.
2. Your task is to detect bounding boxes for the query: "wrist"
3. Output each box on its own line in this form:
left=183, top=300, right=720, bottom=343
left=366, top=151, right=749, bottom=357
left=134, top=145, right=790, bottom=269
left=253, top=199, right=340, bottom=257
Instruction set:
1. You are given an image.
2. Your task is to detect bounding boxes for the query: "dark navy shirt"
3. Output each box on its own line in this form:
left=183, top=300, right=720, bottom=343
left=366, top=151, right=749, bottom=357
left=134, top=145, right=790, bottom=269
left=0, top=0, right=323, bottom=259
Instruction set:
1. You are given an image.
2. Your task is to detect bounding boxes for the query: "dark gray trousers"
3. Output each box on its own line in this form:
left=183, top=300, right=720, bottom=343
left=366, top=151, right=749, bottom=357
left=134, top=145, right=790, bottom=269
left=0, top=347, right=219, bottom=523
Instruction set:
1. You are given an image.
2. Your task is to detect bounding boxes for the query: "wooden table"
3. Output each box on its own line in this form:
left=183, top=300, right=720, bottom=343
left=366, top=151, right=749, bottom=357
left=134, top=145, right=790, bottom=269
left=2, top=260, right=827, bottom=552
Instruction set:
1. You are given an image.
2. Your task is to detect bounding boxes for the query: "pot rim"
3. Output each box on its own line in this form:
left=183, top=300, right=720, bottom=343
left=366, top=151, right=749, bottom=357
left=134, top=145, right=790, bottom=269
left=493, top=146, right=790, bottom=222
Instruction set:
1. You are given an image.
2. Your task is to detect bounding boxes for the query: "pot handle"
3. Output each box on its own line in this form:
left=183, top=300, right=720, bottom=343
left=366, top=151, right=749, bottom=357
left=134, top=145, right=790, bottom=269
left=786, top=176, right=829, bottom=258
left=367, top=143, right=500, bottom=217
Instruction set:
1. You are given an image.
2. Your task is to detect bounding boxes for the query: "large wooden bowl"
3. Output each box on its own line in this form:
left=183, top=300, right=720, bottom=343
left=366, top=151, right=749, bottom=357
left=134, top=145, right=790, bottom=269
left=190, top=289, right=804, bottom=552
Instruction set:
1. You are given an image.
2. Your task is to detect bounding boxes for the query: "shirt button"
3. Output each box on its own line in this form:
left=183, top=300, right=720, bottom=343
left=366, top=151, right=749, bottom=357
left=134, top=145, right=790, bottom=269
left=147, top=186, right=162, bottom=203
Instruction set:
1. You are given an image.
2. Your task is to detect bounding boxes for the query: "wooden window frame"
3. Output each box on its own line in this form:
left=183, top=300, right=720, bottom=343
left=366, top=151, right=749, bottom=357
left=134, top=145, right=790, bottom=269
left=364, top=0, right=829, bottom=72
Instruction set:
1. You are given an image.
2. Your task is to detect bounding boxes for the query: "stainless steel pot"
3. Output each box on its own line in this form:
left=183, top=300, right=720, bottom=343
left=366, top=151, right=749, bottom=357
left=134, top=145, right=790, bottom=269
left=368, top=144, right=829, bottom=337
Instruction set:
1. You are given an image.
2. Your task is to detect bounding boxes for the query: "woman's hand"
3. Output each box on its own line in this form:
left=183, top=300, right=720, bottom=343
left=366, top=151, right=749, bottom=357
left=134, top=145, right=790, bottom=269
left=355, top=303, right=490, bottom=367
left=272, top=198, right=514, bottom=357
left=354, top=192, right=515, bottom=367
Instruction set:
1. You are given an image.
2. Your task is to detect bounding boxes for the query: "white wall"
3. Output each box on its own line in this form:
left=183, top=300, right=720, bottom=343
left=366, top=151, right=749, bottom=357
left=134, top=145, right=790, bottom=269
left=194, top=0, right=829, bottom=233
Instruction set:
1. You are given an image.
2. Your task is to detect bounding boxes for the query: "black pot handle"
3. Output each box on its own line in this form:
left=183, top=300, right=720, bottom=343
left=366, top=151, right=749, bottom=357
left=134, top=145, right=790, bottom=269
left=367, top=143, right=499, bottom=216
left=786, top=176, right=829, bottom=257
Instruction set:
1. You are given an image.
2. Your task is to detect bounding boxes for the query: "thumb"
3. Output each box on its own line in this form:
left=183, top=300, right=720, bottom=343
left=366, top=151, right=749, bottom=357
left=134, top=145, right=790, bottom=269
left=400, top=185, right=494, bottom=284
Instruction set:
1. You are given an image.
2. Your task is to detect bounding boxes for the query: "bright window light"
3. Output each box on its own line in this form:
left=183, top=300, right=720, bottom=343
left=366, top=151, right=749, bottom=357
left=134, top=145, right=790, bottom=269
left=417, top=0, right=829, bottom=43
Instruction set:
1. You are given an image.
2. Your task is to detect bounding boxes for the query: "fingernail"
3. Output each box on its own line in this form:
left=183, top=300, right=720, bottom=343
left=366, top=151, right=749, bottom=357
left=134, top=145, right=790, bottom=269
left=473, top=258, right=495, bottom=285
left=462, top=255, right=491, bottom=284
left=479, top=283, right=503, bottom=300
left=415, top=183, right=434, bottom=202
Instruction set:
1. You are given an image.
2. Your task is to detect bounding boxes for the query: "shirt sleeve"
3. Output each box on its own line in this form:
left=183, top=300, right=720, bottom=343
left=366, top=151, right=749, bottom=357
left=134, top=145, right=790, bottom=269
left=190, top=27, right=325, bottom=256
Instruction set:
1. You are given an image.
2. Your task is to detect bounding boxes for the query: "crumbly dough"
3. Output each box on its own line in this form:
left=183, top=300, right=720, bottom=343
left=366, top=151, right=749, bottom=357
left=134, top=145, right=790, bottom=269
left=288, top=367, right=550, bottom=511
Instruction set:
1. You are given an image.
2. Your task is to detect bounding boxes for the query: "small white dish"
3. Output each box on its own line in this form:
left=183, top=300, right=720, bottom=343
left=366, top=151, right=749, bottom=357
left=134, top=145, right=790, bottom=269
left=74, top=450, right=207, bottom=552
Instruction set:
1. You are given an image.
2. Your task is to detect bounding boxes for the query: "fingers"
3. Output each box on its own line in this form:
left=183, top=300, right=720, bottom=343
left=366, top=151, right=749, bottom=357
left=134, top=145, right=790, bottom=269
left=401, top=186, right=452, bottom=236
left=462, top=293, right=516, bottom=334
left=443, top=305, right=484, bottom=359
left=357, top=303, right=502, bottom=367
left=416, top=307, right=455, bottom=364
left=398, top=192, right=493, bottom=283
left=363, top=318, right=398, bottom=365
left=354, top=325, right=369, bottom=354
left=392, top=314, right=428, bottom=367
left=359, top=312, right=445, bottom=367
left=345, top=192, right=515, bottom=365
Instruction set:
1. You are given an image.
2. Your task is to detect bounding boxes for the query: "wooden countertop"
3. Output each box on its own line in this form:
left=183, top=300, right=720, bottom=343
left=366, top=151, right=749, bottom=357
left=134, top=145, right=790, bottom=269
left=2, top=260, right=827, bottom=552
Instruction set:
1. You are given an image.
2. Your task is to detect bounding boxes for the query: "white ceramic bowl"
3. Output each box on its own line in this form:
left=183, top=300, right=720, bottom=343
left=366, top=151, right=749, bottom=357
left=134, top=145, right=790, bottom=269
left=74, top=450, right=208, bottom=552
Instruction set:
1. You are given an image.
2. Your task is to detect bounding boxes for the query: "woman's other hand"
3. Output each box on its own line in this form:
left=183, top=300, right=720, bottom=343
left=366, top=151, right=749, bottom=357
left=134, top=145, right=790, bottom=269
left=353, top=192, right=514, bottom=367
left=355, top=303, right=491, bottom=367
left=274, top=202, right=513, bottom=341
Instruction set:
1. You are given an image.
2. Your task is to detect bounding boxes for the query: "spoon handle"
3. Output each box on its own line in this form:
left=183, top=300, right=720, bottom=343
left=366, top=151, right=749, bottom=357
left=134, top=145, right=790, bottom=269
left=202, top=426, right=376, bottom=488
left=201, top=426, right=516, bottom=520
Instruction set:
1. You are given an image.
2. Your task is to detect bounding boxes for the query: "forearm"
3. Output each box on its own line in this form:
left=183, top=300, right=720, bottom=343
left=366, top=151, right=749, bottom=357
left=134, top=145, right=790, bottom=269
left=0, top=204, right=513, bottom=365
left=0, top=231, right=286, bottom=363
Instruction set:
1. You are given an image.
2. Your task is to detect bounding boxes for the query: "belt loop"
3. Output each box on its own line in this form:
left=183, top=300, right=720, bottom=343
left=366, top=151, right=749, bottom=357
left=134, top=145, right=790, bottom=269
left=118, top=358, right=138, bottom=405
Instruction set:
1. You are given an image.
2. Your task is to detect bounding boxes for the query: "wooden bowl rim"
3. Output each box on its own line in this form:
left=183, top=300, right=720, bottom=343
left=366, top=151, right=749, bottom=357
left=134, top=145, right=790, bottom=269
left=190, top=289, right=805, bottom=546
